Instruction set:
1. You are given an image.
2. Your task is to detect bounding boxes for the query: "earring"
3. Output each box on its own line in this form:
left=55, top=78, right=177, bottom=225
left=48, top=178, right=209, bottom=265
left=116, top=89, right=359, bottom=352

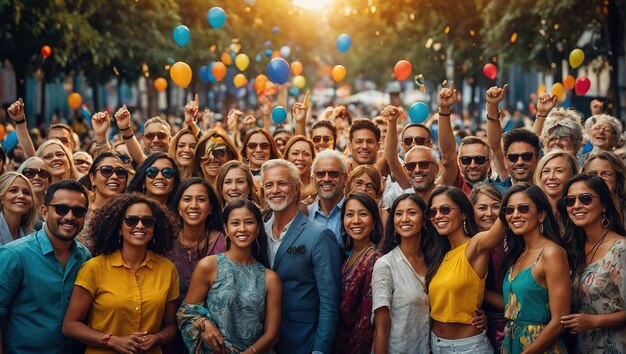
left=393, top=232, right=398, bottom=243
left=463, top=219, right=469, bottom=235
left=539, top=222, right=544, bottom=235
left=602, top=214, right=610, bottom=229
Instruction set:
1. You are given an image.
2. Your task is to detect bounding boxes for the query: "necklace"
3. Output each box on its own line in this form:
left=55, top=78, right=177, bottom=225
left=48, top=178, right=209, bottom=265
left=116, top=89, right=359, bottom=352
left=179, top=230, right=208, bottom=263
left=343, top=244, right=372, bottom=274
left=586, top=229, right=609, bottom=265
left=516, top=240, right=549, bottom=267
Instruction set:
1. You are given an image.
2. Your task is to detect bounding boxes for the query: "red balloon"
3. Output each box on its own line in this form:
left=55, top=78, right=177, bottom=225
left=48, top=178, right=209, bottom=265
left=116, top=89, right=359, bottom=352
left=575, top=77, right=591, bottom=95
left=41, top=45, right=52, bottom=58
left=483, top=63, right=497, bottom=80
left=394, top=60, right=412, bottom=81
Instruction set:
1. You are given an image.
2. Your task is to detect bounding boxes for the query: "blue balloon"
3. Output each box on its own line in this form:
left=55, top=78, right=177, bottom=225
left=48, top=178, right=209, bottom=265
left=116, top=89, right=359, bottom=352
left=1, top=131, right=18, bottom=152
left=408, top=102, right=430, bottom=123
left=271, top=106, right=288, bottom=124
left=199, top=66, right=209, bottom=82
left=256, top=53, right=262, bottom=62
left=337, top=33, right=352, bottom=52
left=272, top=26, right=280, bottom=34
left=288, top=86, right=300, bottom=96
left=264, top=49, right=272, bottom=57
left=207, top=7, right=226, bottom=29
left=206, top=62, right=217, bottom=83
left=267, top=58, right=290, bottom=84
left=172, top=25, right=190, bottom=47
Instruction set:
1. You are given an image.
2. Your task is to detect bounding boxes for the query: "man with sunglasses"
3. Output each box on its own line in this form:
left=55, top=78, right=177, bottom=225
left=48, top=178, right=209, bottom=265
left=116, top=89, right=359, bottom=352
left=0, top=180, right=91, bottom=353
left=310, top=120, right=338, bottom=153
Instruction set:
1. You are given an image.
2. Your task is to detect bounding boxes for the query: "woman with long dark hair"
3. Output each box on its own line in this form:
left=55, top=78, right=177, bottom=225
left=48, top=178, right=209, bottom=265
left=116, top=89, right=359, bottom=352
left=127, top=152, right=180, bottom=207
left=333, top=192, right=382, bottom=353
left=499, top=183, right=570, bottom=353
left=557, top=174, right=626, bottom=352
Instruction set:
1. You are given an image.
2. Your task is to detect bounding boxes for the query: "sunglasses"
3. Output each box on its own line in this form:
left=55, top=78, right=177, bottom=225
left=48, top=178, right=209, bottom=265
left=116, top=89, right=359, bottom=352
left=96, top=165, right=128, bottom=179
left=117, top=154, right=132, bottom=164
left=314, top=170, right=342, bottom=179
left=247, top=142, right=271, bottom=150
left=74, top=159, right=91, bottom=166
left=144, top=132, right=168, bottom=140
left=405, top=160, right=435, bottom=172
left=145, top=167, right=175, bottom=179
left=426, top=205, right=458, bottom=219
left=563, top=193, right=600, bottom=207
left=123, top=216, right=156, bottom=228
left=49, top=204, right=88, bottom=218
left=459, top=156, right=488, bottom=165
left=22, top=167, right=51, bottom=179
left=506, top=152, right=536, bottom=163
left=312, top=136, right=334, bottom=144
left=403, top=136, right=428, bottom=146
left=504, top=203, right=536, bottom=215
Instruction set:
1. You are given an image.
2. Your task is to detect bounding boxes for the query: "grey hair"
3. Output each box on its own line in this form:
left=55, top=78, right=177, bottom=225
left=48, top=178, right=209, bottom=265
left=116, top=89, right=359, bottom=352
left=406, top=145, right=440, bottom=164
left=311, top=149, right=349, bottom=174
left=585, top=114, right=623, bottom=145
left=260, top=159, right=301, bottom=186
left=541, top=108, right=584, bottom=151
left=144, top=116, right=171, bottom=133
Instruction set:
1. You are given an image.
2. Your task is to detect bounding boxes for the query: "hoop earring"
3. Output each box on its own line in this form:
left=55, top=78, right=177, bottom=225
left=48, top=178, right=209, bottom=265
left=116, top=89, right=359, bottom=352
left=539, top=222, right=544, bottom=235
left=602, top=214, right=610, bottom=229
left=463, top=219, right=469, bottom=235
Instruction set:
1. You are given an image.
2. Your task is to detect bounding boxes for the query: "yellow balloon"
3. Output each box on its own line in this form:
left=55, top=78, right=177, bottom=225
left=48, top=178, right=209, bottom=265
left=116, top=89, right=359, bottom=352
left=569, top=49, right=585, bottom=69
left=293, top=75, right=306, bottom=89
left=331, top=65, right=346, bottom=82
left=221, top=52, right=232, bottom=66
left=235, top=54, right=250, bottom=71
left=552, top=82, right=565, bottom=99
left=154, top=77, right=168, bottom=92
left=233, top=74, right=248, bottom=88
left=255, top=74, right=268, bottom=91
left=67, top=93, right=82, bottom=110
left=170, top=61, right=192, bottom=88
left=537, top=84, right=546, bottom=95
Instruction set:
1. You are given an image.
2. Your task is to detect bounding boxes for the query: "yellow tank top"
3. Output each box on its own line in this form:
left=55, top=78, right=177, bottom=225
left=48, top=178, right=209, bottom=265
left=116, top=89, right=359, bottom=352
left=428, top=241, right=485, bottom=324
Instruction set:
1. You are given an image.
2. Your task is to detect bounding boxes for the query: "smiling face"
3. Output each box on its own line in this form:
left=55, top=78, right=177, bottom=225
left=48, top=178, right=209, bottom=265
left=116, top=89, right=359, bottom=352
left=505, top=191, right=543, bottom=236
left=458, top=143, right=490, bottom=183
left=404, top=149, right=438, bottom=192
left=225, top=206, right=259, bottom=250
left=246, top=133, right=272, bottom=169
left=120, top=203, right=154, bottom=249
left=175, top=133, right=197, bottom=168
left=313, top=158, right=346, bottom=201
left=145, top=158, right=175, bottom=198
left=393, top=199, right=424, bottom=239
left=286, top=141, right=313, bottom=178
left=22, top=160, right=50, bottom=194
left=343, top=198, right=374, bottom=245
left=311, top=126, right=335, bottom=152
left=202, top=143, right=234, bottom=180
left=504, top=142, right=538, bottom=183
left=48, top=127, right=75, bottom=151
left=540, top=156, right=574, bottom=199
left=584, top=158, right=617, bottom=195
left=41, top=189, right=88, bottom=242
left=222, top=167, right=251, bottom=204
left=90, top=157, right=127, bottom=199
left=429, top=194, right=463, bottom=236
left=473, top=193, right=501, bottom=232
left=565, top=181, right=605, bottom=228
left=589, top=121, right=617, bottom=150
left=41, top=144, right=70, bottom=179
left=1, top=177, right=33, bottom=217
left=263, top=166, right=298, bottom=212
left=178, top=184, right=211, bottom=228
left=349, top=129, right=379, bottom=166
left=142, top=122, right=171, bottom=153
left=402, top=126, right=431, bottom=152
left=348, top=172, right=379, bottom=200
left=274, top=132, right=291, bottom=155
left=74, top=154, right=93, bottom=175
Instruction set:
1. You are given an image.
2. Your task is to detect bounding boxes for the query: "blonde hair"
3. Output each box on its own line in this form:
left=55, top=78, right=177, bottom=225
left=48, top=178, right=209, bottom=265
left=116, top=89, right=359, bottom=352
left=168, top=128, right=197, bottom=180
left=35, top=140, right=80, bottom=180
left=0, top=172, right=36, bottom=231
left=533, top=149, right=579, bottom=186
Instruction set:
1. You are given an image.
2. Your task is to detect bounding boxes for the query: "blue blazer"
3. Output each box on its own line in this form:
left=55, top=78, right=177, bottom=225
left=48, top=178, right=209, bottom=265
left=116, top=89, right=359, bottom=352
left=272, top=211, right=342, bottom=354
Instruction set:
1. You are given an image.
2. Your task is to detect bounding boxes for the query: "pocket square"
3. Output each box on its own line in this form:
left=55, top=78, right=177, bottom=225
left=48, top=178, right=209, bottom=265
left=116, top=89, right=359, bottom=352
left=286, top=245, right=306, bottom=255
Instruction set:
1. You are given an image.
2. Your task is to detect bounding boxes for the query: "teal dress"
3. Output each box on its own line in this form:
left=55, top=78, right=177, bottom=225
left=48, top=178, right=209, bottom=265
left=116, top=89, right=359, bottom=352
left=177, top=253, right=266, bottom=353
left=501, top=248, right=567, bottom=354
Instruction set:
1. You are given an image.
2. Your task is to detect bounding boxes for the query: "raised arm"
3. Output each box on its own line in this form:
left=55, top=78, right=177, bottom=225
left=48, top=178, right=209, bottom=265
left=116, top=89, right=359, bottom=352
left=260, top=96, right=272, bottom=133
left=485, top=84, right=509, bottom=179
left=292, top=101, right=307, bottom=137
left=532, top=93, right=557, bottom=137
left=381, top=106, right=410, bottom=189
left=184, top=94, right=201, bottom=138
left=114, top=105, right=146, bottom=164
left=7, top=99, right=36, bottom=158
left=91, top=112, right=112, bottom=157
left=436, top=82, right=460, bottom=186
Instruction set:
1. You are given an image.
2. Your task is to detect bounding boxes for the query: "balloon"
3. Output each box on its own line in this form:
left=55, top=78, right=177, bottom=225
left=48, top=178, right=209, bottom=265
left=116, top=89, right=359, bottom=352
left=271, top=106, right=288, bottom=124
left=293, top=75, right=306, bottom=89
left=212, top=62, right=227, bottom=81
left=264, top=49, right=272, bottom=57
left=575, top=77, right=591, bottom=95
left=569, top=48, right=585, bottom=69
left=537, top=84, right=546, bottom=95
left=154, top=78, right=168, bottom=92
left=67, top=93, right=82, bottom=110
left=331, top=65, right=346, bottom=82
left=170, top=62, right=192, bottom=88
left=235, top=54, right=250, bottom=71
left=483, top=63, right=498, bottom=80
left=551, top=83, right=565, bottom=99
left=221, top=52, right=232, bottom=65
left=271, top=51, right=282, bottom=59
left=289, top=86, right=300, bottom=96
left=563, top=75, right=576, bottom=90
left=199, top=66, right=209, bottom=82
left=1, top=131, right=18, bottom=152
left=291, top=61, right=303, bottom=75
left=255, top=74, right=269, bottom=91
left=267, top=58, right=290, bottom=84
left=207, top=7, right=226, bottom=29
left=394, top=60, right=412, bottom=81
left=337, top=34, right=352, bottom=52
left=255, top=53, right=262, bottom=62
left=0, top=125, right=5, bottom=141
left=280, top=46, right=291, bottom=58
left=408, top=102, right=429, bottom=123
left=264, top=40, right=272, bottom=47
left=40, top=45, right=51, bottom=58
left=233, top=74, right=248, bottom=88
left=172, top=25, right=190, bottom=47
left=272, top=26, right=280, bottom=34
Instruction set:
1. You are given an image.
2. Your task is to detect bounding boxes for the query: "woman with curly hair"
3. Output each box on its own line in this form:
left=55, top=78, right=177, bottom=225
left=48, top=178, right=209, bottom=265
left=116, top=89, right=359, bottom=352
left=192, top=129, right=240, bottom=186
left=240, top=128, right=282, bottom=177
left=127, top=152, right=180, bottom=207
left=215, top=161, right=261, bottom=207
left=63, top=193, right=180, bottom=354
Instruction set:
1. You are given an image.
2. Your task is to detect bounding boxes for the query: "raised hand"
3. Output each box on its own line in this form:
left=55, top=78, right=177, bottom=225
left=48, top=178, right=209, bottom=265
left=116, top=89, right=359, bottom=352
left=260, top=96, right=272, bottom=117
left=291, top=102, right=307, bottom=123
left=184, top=94, right=199, bottom=126
left=7, top=98, right=25, bottom=121
left=590, top=99, right=603, bottom=116
left=226, top=108, right=243, bottom=133
left=485, top=84, right=509, bottom=106
left=114, top=105, right=131, bottom=130
left=91, top=112, right=111, bottom=138
left=381, top=105, right=402, bottom=124
left=536, top=92, right=557, bottom=116
left=438, top=81, right=457, bottom=113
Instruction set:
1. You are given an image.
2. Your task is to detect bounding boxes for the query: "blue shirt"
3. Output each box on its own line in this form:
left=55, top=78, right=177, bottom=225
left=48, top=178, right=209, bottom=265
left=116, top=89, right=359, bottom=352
left=0, top=228, right=91, bottom=354
left=481, top=175, right=513, bottom=196
left=307, top=197, right=346, bottom=247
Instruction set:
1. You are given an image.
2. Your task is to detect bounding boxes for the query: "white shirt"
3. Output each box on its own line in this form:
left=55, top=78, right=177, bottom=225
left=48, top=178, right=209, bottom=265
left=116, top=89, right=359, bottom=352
left=372, top=246, right=430, bottom=354
left=381, top=177, right=414, bottom=209
left=264, top=212, right=295, bottom=268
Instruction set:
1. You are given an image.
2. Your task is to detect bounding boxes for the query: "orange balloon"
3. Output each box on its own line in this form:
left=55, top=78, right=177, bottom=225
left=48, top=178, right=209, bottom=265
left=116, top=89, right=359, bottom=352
left=170, top=62, right=192, bottom=88
left=0, top=124, right=5, bottom=141
left=221, top=52, right=232, bottom=65
left=255, top=74, right=268, bottom=91
left=271, top=51, right=282, bottom=59
left=331, top=65, right=346, bottom=82
left=563, top=75, right=575, bottom=90
left=67, top=93, right=82, bottom=110
left=291, top=61, right=304, bottom=75
left=264, top=81, right=277, bottom=96
left=212, top=62, right=227, bottom=81
left=552, top=82, right=565, bottom=99
left=154, top=77, right=168, bottom=92
left=394, top=60, right=412, bottom=80
left=233, top=74, right=248, bottom=88
left=41, top=45, right=52, bottom=58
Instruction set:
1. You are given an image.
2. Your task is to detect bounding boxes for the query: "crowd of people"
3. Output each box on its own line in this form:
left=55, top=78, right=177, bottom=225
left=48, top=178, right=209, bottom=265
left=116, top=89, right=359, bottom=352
left=0, top=83, right=624, bottom=354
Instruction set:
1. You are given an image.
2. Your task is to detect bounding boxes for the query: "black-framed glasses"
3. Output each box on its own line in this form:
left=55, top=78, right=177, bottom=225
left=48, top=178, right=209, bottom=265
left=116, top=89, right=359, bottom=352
left=22, top=167, right=51, bottom=179
left=48, top=204, right=88, bottom=218
left=405, top=160, right=435, bottom=172
left=123, top=216, right=156, bottom=228
left=506, top=152, right=536, bottom=163
left=314, top=170, right=342, bottom=179
left=96, top=165, right=128, bottom=178
left=459, top=156, right=488, bottom=165
left=144, top=132, right=168, bottom=140
left=145, top=167, right=175, bottom=179
left=563, top=193, right=600, bottom=207
left=247, top=142, right=271, bottom=150
left=504, top=203, right=536, bottom=215
left=311, top=135, right=334, bottom=144
left=426, top=205, right=458, bottom=219
left=403, top=136, right=428, bottom=146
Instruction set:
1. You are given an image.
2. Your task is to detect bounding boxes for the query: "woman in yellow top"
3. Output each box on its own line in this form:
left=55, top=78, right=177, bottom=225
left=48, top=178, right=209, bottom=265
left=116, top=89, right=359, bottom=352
left=425, top=186, right=507, bottom=353
left=63, top=193, right=180, bottom=354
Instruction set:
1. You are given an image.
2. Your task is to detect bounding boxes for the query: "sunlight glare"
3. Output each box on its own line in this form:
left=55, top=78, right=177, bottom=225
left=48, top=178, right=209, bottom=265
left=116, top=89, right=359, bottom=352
left=292, top=0, right=334, bottom=10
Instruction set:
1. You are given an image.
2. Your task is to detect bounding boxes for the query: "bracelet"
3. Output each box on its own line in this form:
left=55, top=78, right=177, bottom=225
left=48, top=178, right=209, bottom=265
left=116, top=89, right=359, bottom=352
left=249, top=345, right=257, bottom=354
left=486, top=109, right=502, bottom=122
left=155, top=333, right=164, bottom=345
left=198, top=318, right=209, bottom=332
left=120, top=126, right=132, bottom=131
left=536, top=114, right=548, bottom=118
left=438, top=111, right=451, bottom=117
left=14, top=119, right=26, bottom=125
left=122, top=134, right=134, bottom=140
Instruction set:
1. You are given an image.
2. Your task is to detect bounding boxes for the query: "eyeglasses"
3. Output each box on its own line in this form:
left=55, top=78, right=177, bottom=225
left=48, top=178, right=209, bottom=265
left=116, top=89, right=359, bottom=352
left=403, top=136, right=428, bottom=146
left=504, top=203, right=536, bottom=215
left=587, top=170, right=615, bottom=179
left=314, top=170, right=342, bottom=179
left=145, top=167, right=175, bottom=179
left=247, top=142, right=271, bottom=150
left=506, top=152, right=536, bottom=163
left=123, top=216, right=156, bottom=228
left=96, top=165, right=128, bottom=178
left=144, top=132, right=168, bottom=140
left=459, top=156, right=488, bottom=165
left=547, top=135, right=572, bottom=145
left=563, top=193, right=600, bottom=207
left=311, top=136, right=334, bottom=144
left=404, top=160, right=435, bottom=172
left=117, top=154, right=132, bottom=164
left=426, top=205, right=458, bottom=219
left=354, top=179, right=377, bottom=192
left=48, top=204, right=88, bottom=218
left=74, top=159, right=91, bottom=166
left=43, top=151, right=67, bottom=160
left=22, top=168, right=51, bottom=179
left=275, top=138, right=288, bottom=146
left=590, top=126, right=614, bottom=134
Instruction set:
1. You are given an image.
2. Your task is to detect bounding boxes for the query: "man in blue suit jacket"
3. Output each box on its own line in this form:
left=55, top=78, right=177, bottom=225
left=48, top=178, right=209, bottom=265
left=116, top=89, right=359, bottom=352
left=261, top=159, right=342, bottom=354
